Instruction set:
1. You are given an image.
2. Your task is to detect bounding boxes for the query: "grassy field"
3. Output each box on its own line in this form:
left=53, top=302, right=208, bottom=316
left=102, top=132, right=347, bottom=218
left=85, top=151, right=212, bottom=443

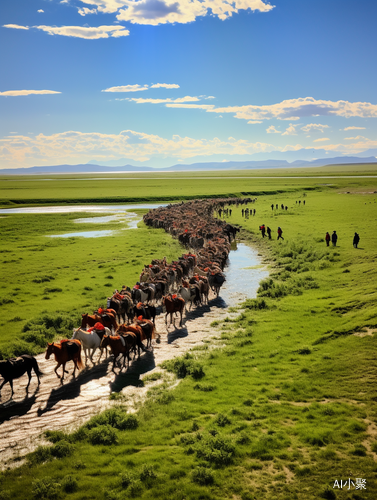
left=1, top=163, right=377, bottom=206
left=0, top=167, right=377, bottom=499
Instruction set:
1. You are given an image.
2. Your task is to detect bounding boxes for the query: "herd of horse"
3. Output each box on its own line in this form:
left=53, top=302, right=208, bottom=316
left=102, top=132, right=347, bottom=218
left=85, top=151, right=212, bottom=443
left=0, top=197, right=248, bottom=398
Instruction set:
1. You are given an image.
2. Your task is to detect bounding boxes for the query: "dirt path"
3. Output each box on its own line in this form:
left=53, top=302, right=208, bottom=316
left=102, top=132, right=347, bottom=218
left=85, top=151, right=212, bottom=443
left=0, top=243, right=268, bottom=469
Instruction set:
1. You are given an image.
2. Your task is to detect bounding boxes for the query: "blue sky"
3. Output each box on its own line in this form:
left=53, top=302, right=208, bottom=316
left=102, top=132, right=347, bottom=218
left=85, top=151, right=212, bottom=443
left=1, top=0, right=376, bottom=169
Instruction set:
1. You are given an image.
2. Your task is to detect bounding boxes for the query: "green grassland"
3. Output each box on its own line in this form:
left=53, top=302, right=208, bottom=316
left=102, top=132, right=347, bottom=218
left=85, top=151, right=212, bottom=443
left=0, top=167, right=377, bottom=499
left=1, top=163, right=377, bottom=206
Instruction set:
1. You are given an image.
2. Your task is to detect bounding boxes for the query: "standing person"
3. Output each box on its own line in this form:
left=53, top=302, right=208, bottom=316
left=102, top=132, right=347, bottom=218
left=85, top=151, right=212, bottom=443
left=353, top=232, right=360, bottom=248
left=325, top=232, right=330, bottom=246
left=266, top=227, right=272, bottom=239
left=271, top=204, right=274, bottom=211
left=277, top=227, right=284, bottom=240
left=331, top=231, right=338, bottom=246
left=260, top=224, right=266, bottom=238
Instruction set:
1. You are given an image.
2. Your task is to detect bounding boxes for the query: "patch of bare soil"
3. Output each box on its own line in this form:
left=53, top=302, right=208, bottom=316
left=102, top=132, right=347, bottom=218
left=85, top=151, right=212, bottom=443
left=0, top=293, right=236, bottom=469
left=353, top=327, right=376, bottom=337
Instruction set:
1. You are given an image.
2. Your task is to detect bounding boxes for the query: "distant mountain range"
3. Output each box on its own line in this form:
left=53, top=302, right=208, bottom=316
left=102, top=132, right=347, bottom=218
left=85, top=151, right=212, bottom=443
left=1, top=150, right=377, bottom=175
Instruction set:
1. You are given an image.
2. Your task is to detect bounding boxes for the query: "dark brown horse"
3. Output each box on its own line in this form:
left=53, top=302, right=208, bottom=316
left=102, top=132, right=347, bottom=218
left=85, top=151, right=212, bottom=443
left=162, top=295, right=185, bottom=327
left=100, top=334, right=137, bottom=372
left=0, top=355, right=42, bottom=399
left=45, top=339, right=83, bottom=381
left=81, top=313, right=118, bottom=332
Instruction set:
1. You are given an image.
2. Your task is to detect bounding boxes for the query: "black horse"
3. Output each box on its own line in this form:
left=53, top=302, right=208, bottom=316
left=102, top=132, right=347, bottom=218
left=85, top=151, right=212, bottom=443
left=0, top=355, right=42, bottom=399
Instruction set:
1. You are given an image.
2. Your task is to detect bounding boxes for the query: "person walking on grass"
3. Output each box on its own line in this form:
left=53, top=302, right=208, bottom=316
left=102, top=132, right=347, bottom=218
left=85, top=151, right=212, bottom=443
left=260, top=224, right=266, bottom=238
left=325, top=232, right=330, bottom=247
left=267, top=226, right=272, bottom=239
left=277, top=227, right=284, bottom=240
left=331, top=231, right=338, bottom=247
left=353, top=232, right=360, bottom=248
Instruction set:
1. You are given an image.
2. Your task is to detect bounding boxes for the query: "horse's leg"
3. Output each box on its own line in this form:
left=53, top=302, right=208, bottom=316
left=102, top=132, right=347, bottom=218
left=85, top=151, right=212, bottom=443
left=55, top=362, right=62, bottom=379
left=26, top=369, right=32, bottom=392
left=9, top=379, right=14, bottom=398
left=0, top=379, right=7, bottom=395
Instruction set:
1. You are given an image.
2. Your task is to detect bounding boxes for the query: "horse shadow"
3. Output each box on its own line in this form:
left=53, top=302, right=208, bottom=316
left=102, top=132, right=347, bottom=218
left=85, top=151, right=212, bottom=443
left=182, top=296, right=227, bottom=323
left=37, top=361, right=109, bottom=416
left=167, top=325, right=189, bottom=344
left=110, top=349, right=156, bottom=393
left=0, top=388, right=40, bottom=424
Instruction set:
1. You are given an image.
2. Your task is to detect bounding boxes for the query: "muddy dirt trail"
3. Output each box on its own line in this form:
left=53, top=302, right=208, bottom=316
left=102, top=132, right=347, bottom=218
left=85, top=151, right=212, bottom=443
left=0, top=243, right=268, bottom=469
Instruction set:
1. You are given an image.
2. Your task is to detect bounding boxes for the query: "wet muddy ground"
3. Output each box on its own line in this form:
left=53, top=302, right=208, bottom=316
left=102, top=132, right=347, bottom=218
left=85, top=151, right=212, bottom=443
left=0, top=243, right=268, bottom=469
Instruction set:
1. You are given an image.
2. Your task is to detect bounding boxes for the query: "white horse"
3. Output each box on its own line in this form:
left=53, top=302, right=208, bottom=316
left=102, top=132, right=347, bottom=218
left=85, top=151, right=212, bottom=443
left=71, top=327, right=108, bottom=364
left=178, top=286, right=199, bottom=311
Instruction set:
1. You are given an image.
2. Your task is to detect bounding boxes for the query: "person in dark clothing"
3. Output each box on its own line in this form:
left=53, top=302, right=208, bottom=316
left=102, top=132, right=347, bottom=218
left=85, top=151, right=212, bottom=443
left=266, top=227, right=272, bottom=239
left=325, top=232, right=330, bottom=246
left=277, top=227, right=284, bottom=240
left=353, top=232, right=360, bottom=248
left=260, top=225, right=266, bottom=238
left=271, top=204, right=274, bottom=210
left=331, top=231, right=338, bottom=246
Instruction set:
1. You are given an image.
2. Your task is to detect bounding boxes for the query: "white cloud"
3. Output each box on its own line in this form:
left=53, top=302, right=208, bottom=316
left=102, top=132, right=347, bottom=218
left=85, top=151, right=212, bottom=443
left=34, top=25, right=129, bottom=39
left=3, top=24, right=29, bottom=30
left=74, top=0, right=275, bottom=26
left=0, top=90, right=61, bottom=96
left=247, top=120, right=262, bottom=124
left=128, top=96, right=200, bottom=103
left=165, top=103, right=215, bottom=109
left=2, top=129, right=377, bottom=170
left=0, top=129, right=277, bottom=168
left=266, top=125, right=280, bottom=134
left=78, top=7, right=98, bottom=15
left=38, top=9, right=44, bottom=13
left=344, top=135, right=368, bottom=141
left=282, top=123, right=297, bottom=136
left=301, top=123, right=329, bottom=133
left=102, top=84, right=149, bottom=93
left=150, top=83, right=180, bottom=89
left=343, top=126, right=366, bottom=131
left=207, top=97, right=377, bottom=122
left=313, top=138, right=330, bottom=142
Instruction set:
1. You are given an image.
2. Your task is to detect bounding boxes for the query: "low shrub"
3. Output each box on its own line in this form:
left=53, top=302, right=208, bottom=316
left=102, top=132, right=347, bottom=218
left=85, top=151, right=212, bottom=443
left=87, top=425, right=118, bottom=445
left=195, top=434, right=236, bottom=466
left=61, top=475, right=78, bottom=494
left=192, top=467, right=214, bottom=485
left=85, top=408, right=138, bottom=431
left=27, top=446, right=52, bottom=465
left=161, top=353, right=205, bottom=379
left=214, top=413, right=231, bottom=427
left=32, top=477, right=61, bottom=500
left=51, top=441, right=75, bottom=458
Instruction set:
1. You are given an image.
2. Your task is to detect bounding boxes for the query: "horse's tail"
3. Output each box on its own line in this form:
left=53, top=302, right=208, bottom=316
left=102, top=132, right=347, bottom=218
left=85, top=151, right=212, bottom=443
left=32, top=357, right=43, bottom=377
left=76, top=347, right=84, bottom=370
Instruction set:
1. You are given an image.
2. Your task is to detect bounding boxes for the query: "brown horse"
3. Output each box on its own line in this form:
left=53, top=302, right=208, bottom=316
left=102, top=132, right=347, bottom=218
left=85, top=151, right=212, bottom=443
left=116, top=324, right=147, bottom=353
left=81, top=313, right=118, bottom=332
left=162, top=295, right=185, bottom=327
left=100, top=334, right=137, bottom=372
left=45, top=339, right=83, bottom=381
